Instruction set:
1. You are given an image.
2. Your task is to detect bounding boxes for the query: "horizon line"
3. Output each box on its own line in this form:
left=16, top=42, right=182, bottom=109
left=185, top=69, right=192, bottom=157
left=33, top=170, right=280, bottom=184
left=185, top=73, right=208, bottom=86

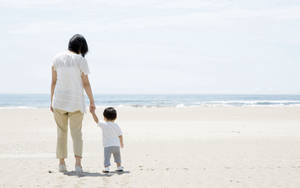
left=0, top=93, right=300, bottom=95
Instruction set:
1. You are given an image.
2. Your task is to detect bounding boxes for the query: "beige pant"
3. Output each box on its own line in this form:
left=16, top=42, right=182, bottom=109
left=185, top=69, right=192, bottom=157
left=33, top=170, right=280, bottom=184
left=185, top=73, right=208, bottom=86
left=53, top=109, right=84, bottom=159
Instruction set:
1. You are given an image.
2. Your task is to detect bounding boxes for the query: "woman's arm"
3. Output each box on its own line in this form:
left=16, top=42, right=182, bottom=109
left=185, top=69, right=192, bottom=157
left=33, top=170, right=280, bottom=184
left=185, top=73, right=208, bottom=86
left=50, top=66, right=57, bottom=112
left=81, top=73, right=96, bottom=113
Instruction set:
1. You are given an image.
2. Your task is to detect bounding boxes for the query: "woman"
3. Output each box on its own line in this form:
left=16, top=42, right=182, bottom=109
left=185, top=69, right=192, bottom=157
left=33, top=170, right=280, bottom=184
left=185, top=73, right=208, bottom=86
left=50, top=34, right=95, bottom=173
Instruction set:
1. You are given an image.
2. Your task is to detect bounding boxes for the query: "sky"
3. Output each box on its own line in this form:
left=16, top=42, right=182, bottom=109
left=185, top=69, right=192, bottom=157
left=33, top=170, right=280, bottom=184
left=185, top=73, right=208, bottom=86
left=0, top=0, right=300, bottom=94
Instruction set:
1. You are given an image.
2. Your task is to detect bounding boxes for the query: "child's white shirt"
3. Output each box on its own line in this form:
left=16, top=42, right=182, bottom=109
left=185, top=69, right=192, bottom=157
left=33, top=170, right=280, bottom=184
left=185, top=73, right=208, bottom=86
left=97, top=120, right=122, bottom=147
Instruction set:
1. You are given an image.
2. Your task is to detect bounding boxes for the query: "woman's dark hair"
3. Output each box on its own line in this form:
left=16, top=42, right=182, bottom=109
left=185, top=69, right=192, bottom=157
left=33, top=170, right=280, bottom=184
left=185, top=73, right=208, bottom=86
left=103, top=107, right=117, bottom=120
left=68, top=34, right=88, bottom=57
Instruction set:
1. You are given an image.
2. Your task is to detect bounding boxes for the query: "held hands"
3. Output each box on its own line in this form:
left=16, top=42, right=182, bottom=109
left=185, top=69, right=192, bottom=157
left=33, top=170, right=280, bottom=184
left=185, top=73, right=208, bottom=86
left=89, top=103, right=96, bottom=114
left=90, top=103, right=99, bottom=123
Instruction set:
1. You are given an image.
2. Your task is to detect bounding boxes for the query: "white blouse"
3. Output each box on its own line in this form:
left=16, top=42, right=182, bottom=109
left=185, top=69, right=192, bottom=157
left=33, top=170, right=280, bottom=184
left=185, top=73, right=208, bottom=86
left=52, top=51, right=90, bottom=113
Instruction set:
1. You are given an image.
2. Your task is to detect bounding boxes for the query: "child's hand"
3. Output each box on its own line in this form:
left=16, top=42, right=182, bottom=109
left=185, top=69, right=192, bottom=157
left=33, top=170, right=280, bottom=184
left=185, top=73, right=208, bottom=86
left=91, top=111, right=99, bottom=124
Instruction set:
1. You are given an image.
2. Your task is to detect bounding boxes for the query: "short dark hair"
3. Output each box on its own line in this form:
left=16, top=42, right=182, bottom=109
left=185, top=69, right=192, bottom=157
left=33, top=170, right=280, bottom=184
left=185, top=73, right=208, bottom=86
left=68, top=34, right=89, bottom=57
left=103, top=107, right=117, bottom=120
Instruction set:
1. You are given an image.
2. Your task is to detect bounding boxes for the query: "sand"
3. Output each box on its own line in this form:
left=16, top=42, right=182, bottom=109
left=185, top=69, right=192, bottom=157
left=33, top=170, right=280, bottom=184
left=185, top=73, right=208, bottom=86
left=0, top=107, right=300, bottom=188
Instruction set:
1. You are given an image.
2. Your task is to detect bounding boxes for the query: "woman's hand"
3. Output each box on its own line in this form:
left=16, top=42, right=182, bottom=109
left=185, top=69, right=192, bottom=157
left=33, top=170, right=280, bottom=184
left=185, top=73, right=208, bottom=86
left=89, top=103, right=96, bottom=114
left=50, top=104, right=54, bottom=112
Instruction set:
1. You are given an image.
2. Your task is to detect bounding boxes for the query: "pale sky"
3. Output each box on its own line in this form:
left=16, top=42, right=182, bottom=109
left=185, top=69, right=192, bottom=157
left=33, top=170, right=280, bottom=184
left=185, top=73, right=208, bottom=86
left=1, top=0, right=300, bottom=94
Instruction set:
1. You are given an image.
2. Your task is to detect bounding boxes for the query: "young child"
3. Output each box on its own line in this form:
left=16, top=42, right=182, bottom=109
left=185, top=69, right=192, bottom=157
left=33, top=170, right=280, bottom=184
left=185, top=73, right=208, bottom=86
left=91, top=107, right=124, bottom=173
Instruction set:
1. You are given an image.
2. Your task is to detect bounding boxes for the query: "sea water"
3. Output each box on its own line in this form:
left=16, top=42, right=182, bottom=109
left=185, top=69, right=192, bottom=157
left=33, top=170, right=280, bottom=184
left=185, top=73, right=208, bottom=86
left=0, top=94, right=300, bottom=108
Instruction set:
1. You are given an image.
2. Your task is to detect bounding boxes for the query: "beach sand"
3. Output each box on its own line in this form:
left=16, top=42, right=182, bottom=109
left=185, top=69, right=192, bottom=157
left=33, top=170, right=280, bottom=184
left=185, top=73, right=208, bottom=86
left=0, top=107, right=300, bottom=188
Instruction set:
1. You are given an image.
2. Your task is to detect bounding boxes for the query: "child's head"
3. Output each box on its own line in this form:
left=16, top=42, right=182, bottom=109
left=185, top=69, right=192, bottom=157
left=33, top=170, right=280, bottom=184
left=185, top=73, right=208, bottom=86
left=103, top=107, right=117, bottom=121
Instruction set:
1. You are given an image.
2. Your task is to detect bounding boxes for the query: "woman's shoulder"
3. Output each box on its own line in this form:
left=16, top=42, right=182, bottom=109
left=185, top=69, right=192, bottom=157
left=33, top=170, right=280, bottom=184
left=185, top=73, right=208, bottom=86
left=55, top=51, right=68, bottom=57
left=52, top=51, right=87, bottom=67
left=53, top=51, right=84, bottom=61
left=65, top=51, right=87, bottom=63
left=52, top=51, right=69, bottom=62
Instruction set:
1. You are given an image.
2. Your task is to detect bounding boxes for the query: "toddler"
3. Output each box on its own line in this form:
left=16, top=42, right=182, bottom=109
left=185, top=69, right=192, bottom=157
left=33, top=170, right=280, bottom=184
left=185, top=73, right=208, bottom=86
left=91, top=107, right=124, bottom=173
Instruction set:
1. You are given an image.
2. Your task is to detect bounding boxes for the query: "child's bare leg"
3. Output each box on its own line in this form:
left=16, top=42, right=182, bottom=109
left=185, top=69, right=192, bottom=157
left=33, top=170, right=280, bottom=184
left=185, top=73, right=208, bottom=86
left=75, top=155, right=82, bottom=167
left=59, top=158, right=65, bottom=165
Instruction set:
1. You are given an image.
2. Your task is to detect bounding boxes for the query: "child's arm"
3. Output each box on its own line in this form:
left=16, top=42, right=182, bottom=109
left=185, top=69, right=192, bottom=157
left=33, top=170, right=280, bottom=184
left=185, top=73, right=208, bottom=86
left=119, top=135, right=124, bottom=148
left=91, top=112, right=99, bottom=124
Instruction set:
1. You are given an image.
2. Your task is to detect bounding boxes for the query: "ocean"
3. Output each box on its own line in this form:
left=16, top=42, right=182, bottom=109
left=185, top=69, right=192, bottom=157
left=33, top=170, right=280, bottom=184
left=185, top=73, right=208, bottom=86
left=0, top=94, right=300, bottom=108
